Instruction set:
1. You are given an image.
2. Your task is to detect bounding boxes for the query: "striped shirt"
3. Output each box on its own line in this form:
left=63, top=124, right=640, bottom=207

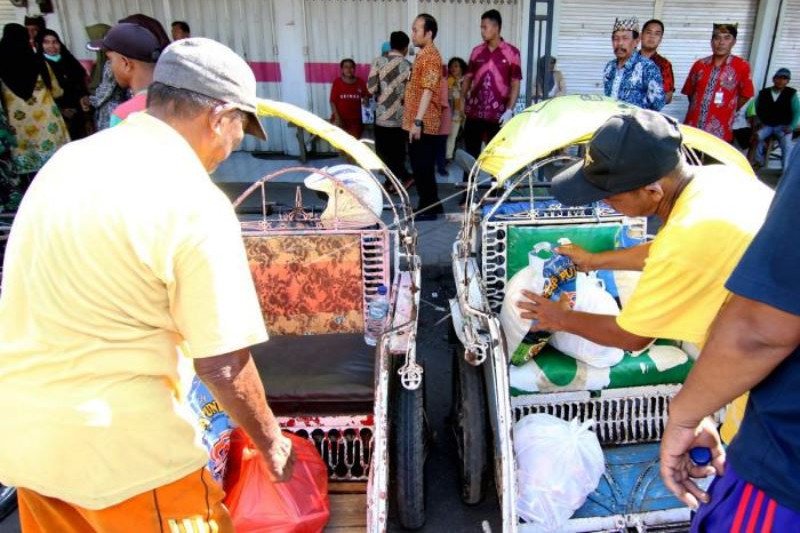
left=367, top=53, right=411, bottom=128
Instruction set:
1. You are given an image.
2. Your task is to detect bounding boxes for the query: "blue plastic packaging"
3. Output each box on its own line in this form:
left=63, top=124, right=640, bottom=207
left=187, top=376, right=236, bottom=483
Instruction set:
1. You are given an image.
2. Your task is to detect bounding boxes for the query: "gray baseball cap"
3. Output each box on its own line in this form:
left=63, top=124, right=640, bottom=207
left=153, top=37, right=266, bottom=140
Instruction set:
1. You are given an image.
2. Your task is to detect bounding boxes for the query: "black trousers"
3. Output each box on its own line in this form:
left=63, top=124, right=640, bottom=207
left=462, top=118, right=501, bottom=181
left=408, top=133, right=441, bottom=212
left=374, top=125, right=409, bottom=181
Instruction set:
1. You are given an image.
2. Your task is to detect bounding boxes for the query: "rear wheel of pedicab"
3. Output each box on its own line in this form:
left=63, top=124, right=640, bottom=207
left=452, top=345, right=488, bottom=505
left=392, top=360, right=427, bottom=530
left=0, top=483, right=16, bottom=521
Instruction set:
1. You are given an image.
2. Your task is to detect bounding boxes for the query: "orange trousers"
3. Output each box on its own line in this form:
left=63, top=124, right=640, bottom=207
left=17, top=468, right=234, bottom=533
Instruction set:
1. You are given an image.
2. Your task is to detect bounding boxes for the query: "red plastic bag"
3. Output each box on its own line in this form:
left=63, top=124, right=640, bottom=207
left=224, top=428, right=330, bottom=533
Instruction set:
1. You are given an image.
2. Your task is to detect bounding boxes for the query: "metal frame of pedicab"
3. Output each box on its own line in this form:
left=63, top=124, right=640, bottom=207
left=449, top=95, right=755, bottom=532
left=234, top=99, right=424, bottom=532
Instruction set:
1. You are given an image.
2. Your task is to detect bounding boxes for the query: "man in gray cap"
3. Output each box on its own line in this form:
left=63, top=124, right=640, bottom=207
left=516, top=109, right=771, bottom=361
left=0, top=38, right=290, bottom=532
left=749, top=67, right=799, bottom=170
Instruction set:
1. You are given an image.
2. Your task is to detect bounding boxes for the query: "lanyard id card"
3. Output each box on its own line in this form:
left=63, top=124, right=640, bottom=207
left=714, top=90, right=724, bottom=105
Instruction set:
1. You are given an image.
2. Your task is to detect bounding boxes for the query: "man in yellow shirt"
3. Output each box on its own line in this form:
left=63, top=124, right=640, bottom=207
left=517, top=110, right=772, bottom=355
left=0, top=38, right=292, bottom=532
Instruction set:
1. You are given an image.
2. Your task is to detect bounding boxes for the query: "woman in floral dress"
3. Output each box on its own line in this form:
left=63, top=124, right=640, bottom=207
left=0, top=23, right=69, bottom=182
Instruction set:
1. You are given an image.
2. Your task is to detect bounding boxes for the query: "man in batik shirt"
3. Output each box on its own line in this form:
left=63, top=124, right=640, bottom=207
left=640, top=19, right=675, bottom=104
left=603, top=17, right=665, bottom=111
left=462, top=9, right=522, bottom=170
left=682, top=23, right=754, bottom=142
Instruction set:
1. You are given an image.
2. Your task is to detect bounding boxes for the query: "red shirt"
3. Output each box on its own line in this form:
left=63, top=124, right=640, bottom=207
left=329, top=77, right=367, bottom=123
left=649, top=52, right=675, bottom=94
left=464, top=40, right=522, bottom=122
left=681, top=55, right=754, bottom=142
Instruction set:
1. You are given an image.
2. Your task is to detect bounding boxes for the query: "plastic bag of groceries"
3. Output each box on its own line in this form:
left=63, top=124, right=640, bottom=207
left=187, top=376, right=236, bottom=483
left=501, top=240, right=577, bottom=366
left=224, top=428, right=330, bottom=533
left=514, top=413, right=604, bottom=532
left=549, top=273, right=625, bottom=367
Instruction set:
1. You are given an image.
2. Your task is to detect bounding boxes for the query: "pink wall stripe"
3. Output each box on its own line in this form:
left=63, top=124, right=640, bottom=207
left=79, top=59, right=93, bottom=75
left=79, top=60, right=391, bottom=85
left=249, top=61, right=282, bottom=83
left=305, top=62, right=371, bottom=84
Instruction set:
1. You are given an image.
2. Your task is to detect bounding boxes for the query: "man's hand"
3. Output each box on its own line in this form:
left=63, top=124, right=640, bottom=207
left=660, top=417, right=725, bottom=509
left=517, top=291, right=571, bottom=331
left=258, top=433, right=295, bottom=482
left=409, top=124, right=422, bottom=143
left=555, top=244, right=595, bottom=272
left=499, top=109, right=513, bottom=126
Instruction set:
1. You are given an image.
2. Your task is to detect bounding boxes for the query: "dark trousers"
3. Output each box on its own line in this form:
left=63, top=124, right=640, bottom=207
left=433, top=134, right=448, bottom=173
left=374, top=125, right=408, bottom=181
left=462, top=118, right=501, bottom=180
left=408, top=133, right=441, bottom=212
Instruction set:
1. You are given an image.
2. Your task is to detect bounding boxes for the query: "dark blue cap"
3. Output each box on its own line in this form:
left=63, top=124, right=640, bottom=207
left=551, top=109, right=683, bottom=206
left=689, top=447, right=712, bottom=466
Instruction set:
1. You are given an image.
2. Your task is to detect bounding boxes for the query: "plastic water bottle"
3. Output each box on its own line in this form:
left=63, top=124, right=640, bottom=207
left=365, top=284, right=390, bottom=346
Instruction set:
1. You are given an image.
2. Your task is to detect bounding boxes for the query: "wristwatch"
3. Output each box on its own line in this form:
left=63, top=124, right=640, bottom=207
left=413, top=119, right=423, bottom=128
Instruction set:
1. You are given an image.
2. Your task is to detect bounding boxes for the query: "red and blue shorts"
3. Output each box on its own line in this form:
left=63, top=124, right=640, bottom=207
left=691, top=464, right=800, bottom=532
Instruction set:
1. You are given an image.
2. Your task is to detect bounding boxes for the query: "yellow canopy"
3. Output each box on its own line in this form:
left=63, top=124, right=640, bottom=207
left=478, top=95, right=753, bottom=184
left=255, top=98, right=386, bottom=171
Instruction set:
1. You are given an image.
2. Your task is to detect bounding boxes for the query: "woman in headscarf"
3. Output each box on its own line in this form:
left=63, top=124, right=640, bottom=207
left=38, top=29, right=91, bottom=140
left=0, top=23, right=69, bottom=180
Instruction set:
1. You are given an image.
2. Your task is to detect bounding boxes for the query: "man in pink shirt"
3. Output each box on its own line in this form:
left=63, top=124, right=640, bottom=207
left=461, top=9, right=522, bottom=181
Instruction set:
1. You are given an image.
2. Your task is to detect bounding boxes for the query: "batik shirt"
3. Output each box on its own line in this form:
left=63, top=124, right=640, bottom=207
left=402, top=44, right=443, bottom=134
left=464, top=39, right=522, bottom=122
left=367, top=53, right=411, bottom=128
left=603, top=52, right=665, bottom=111
left=682, top=55, right=754, bottom=142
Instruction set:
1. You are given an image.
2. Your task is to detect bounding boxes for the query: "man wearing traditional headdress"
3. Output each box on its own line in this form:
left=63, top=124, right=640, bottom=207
left=603, top=17, right=665, bottom=111
left=682, top=23, right=754, bottom=142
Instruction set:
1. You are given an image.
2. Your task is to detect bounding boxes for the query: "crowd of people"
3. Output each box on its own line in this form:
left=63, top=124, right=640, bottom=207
left=333, top=9, right=525, bottom=219
left=0, top=14, right=192, bottom=213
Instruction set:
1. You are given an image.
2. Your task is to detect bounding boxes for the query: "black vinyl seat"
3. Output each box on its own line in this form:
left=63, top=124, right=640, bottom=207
left=250, top=333, right=375, bottom=415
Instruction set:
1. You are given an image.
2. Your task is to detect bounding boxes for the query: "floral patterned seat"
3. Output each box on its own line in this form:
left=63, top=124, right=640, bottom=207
left=245, top=233, right=365, bottom=336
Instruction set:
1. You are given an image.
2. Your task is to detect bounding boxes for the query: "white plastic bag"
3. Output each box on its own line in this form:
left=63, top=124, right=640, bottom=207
left=549, top=273, right=625, bottom=367
left=514, top=413, right=605, bottom=531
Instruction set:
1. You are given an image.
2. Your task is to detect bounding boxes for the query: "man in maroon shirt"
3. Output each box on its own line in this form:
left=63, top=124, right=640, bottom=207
left=461, top=9, right=522, bottom=181
left=640, top=19, right=675, bottom=105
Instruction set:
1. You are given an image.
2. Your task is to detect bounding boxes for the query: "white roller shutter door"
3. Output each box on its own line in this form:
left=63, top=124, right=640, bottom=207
left=767, top=0, right=800, bottom=91
left=557, top=0, right=758, bottom=120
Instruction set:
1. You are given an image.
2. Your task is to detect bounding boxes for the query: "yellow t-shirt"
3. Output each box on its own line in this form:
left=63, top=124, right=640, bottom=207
left=0, top=112, right=268, bottom=509
left=617, top=165, right=773, bottom=346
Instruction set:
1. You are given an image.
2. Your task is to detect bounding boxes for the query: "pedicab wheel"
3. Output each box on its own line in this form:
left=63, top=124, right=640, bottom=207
left=392, top=362, right=427, bottom=530
left=452, top=345, right=488, bottom=505
left=0, top=483, right=16, bottom=521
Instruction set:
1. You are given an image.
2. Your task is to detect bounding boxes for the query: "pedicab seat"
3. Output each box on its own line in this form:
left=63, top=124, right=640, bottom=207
left=242, top=231, right=390, bottom=416
left=488, top=220, right=695, bottom=393
left=250, top=334, right=374, bottom=415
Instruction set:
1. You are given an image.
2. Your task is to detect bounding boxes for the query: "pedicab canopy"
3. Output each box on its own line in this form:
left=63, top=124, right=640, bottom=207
left=477, top=95, right=754, bottom=186
left=256, top=98, right=385, bottom=172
